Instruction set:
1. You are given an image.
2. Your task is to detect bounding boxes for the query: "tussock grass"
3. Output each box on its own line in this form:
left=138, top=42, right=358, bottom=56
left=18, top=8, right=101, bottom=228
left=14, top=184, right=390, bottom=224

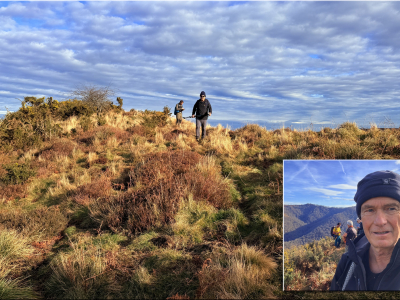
left=0, top=277, right=37, bottom=299
left=45, top=243, right=119, bottom=299
left=0, top=229, right=35, bottom=269
left=198, top=243, right=277, bottom=299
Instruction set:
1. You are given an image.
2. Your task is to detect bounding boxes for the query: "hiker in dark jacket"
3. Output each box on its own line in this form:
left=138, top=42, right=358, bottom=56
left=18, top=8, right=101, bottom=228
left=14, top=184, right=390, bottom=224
left=330, top=170, right=400, bottom=291
left=192, top=91, right=212, bottom=140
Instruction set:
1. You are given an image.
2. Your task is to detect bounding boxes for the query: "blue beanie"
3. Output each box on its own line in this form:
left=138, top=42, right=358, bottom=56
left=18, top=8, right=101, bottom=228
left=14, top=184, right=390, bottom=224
left=200, top=91, right=206, bottom=97
left=354, top=170, right=400, bottom=218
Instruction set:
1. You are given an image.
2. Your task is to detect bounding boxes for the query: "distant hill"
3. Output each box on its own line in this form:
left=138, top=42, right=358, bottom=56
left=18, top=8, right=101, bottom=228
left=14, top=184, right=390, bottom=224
left=284, top=204, right=358, bottom=248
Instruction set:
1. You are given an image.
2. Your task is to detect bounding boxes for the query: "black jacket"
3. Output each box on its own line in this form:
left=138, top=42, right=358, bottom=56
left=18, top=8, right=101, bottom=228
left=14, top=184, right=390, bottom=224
left=192, top=99, right=212, bottom=120
left=330, top=234, right=400, bottom=291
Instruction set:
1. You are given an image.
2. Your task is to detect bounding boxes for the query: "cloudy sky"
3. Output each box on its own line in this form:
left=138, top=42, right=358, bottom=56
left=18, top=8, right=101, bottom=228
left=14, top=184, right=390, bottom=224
left=284, top=160, right=400, bottom=207
left=1, top=1, right=400, bottom=129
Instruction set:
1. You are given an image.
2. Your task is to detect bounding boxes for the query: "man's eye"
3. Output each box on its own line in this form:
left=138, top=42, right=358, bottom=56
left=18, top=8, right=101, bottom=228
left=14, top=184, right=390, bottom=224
left=387, top=207, right=399, bottom=213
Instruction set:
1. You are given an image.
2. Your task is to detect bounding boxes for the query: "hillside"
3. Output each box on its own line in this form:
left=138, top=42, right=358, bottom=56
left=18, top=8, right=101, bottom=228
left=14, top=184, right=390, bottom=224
left=284, top=204, right=358, bottom=248
left=0, top=96, right=282, bottom=299
left=2, top=96, right=400, bottom=299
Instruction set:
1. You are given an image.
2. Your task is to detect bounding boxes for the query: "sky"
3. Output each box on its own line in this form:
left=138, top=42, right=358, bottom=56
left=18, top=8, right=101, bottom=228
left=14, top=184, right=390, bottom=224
left=1, top=1, right=400, bottom=129
left=284, top=160, right=400, bottom=208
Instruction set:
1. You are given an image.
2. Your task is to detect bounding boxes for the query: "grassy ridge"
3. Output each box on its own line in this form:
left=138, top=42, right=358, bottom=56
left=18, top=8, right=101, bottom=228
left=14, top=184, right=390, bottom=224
left=3, top=97, right=400, bottom=298
left=0, top=98, right=282, bottom=299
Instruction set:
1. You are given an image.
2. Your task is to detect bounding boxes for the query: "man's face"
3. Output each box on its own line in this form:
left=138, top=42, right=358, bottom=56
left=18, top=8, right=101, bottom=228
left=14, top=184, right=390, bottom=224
left=200, top=95, right=205, bottom=101
left=361, top=197, right=400, bottom=251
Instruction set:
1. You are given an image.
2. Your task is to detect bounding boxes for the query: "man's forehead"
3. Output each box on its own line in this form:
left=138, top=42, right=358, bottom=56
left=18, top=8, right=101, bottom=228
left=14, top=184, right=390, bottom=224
left=361, top=196, right=399, bottom=208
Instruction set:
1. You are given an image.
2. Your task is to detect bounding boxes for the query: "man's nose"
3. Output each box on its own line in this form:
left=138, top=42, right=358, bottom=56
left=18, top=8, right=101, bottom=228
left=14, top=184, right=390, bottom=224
left=374, top=209, right=388, bottom=226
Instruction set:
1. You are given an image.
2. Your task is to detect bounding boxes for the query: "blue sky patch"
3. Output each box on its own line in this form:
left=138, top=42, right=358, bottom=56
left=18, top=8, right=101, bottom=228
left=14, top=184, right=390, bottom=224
left=284, top=160, right=400, bottom=207
left=308, top=54, right=321, bottom=59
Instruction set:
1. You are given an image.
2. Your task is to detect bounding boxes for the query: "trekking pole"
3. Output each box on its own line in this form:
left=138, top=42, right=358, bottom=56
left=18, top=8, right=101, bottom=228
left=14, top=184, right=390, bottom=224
left=183, top=116, right=195, bottom=119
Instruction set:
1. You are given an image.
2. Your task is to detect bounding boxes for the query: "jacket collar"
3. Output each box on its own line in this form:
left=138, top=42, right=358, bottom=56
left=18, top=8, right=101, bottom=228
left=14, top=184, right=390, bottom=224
left=348, top=236, right=400, bottom=267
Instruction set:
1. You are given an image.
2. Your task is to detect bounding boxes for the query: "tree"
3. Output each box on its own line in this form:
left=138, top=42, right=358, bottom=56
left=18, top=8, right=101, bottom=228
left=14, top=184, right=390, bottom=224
left=116, top=97, right=123, bottom=109
left=70, top=84, right=116, bottom=113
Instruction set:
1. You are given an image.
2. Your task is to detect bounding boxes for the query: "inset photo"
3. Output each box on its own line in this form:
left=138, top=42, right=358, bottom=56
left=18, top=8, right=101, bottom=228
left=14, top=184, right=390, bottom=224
left=284, top=160, right=400, bottom=291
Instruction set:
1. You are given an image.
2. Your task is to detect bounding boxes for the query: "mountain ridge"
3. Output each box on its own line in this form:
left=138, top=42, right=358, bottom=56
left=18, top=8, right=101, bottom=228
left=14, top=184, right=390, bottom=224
left=284, top=203, right=358, bottom=248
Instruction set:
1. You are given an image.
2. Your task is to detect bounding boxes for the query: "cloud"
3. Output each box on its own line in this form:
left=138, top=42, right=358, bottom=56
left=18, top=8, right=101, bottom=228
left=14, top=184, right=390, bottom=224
left=328, top=184, right=357, bottom=190
left=1, top=2, right=400, bottom=128
left=306, top=187, right=343, bottom=196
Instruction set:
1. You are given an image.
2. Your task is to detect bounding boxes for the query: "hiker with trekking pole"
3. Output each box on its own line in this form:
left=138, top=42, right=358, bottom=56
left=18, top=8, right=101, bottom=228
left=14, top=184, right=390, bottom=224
left=192, top=91, right=212, bottom=141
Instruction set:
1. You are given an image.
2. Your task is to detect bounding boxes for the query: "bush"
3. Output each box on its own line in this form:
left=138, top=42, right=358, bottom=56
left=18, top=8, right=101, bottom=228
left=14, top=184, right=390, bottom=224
left=0, top=206, right=68, bottom=240
left=89, top=150, right=234, bottom=235
left=79, top=116, right=94, bottom=132
left=39, top=138, right=76, bottom=160
left=1, top=163, right=36, bottom=185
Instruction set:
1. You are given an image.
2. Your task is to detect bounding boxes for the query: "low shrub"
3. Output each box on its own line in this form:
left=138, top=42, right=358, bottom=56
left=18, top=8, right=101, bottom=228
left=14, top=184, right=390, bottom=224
left=1, top=163, right=36, bottom=185
left=89, top=150, right=234, bottom=235
left=71, top=176, right=112, bottom=205
left=0, top=206, right=68, bottom=240
left=39, top=138, right=76, bottom=160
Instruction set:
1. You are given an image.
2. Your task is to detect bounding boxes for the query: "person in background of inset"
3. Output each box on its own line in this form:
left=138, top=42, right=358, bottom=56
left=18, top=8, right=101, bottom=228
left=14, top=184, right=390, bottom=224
left=356, top=217, right=364, bottom=236
left=333, top=223, right=342, bottom=249
left=175, top=100, right=185, bottom=127
left=330, top=170, right=400, bottom=291
left=192, top=91, right=212, bottom=141
left=342, top=220, right=357, bottom=252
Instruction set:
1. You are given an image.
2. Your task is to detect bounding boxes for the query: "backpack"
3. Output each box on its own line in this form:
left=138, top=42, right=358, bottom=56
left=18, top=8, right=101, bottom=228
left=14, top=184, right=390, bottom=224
left=174, top=108, right=178, bottom=115
left=331, top=226, right=335, bottom=237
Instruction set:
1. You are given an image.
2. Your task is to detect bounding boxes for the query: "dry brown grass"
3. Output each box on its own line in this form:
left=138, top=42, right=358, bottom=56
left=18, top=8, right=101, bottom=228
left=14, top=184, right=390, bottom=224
left=89, top=150, right=234, bottom=235
left=197, top=244, right=277, bottom=299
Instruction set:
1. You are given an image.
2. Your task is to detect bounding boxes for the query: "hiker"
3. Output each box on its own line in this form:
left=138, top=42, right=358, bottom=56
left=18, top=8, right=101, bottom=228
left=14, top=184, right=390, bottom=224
left=192, top=91, right=212, bottom=141
left=357, top=217, right=364, bottom=236
left=331, top=170, right=400, bottom=291
left=174, top=100, right=185, bottom=126
left=331, top=225, right=338, bottom=239
left=342, top=220, right=357, bottom=252
left=333, top=223, right=342, bottom=248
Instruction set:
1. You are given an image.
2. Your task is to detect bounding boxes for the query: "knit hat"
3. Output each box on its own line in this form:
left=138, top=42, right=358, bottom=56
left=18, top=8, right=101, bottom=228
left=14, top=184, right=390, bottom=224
left=354, top=170, right=400, bottom=218
left=200, top=91, right=206, bottom=97
left=347, top=220, right=353, bottom=226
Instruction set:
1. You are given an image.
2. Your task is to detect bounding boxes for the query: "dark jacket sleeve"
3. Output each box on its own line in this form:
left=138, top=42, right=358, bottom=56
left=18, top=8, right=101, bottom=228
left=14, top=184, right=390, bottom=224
left=330, top=253, right=351, bottom=291
left=208, top=100, right=212, bottom=114
left=192, top=101, right=197, bottom=116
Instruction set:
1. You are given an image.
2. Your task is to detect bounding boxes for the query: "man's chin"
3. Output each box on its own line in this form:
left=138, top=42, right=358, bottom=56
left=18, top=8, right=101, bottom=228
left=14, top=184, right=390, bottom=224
left=370, top=239, right=396, bottom=250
